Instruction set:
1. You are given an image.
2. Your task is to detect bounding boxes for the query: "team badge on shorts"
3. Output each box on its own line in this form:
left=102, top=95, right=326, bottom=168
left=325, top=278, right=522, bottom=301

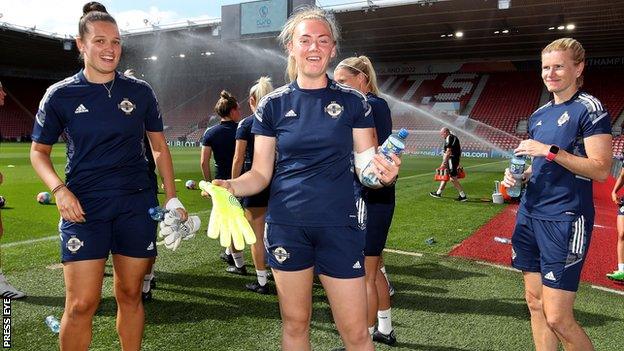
left=66, top=236, right=84, bottom=254
left=273, top=246, right=290, bottom=263
left=118, top=98, right=136, bottom=115
left=325, top=101, right=343, bottom=119
left=557, top=111, right=570, bottom=126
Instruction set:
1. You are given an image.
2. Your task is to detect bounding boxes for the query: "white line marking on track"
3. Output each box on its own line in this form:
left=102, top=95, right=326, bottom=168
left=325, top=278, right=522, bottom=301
left=475, top=260, right=521, bottom=272
left=383, top=248, right=423, bottom=257
left=591, top=285, right=624, bottom=296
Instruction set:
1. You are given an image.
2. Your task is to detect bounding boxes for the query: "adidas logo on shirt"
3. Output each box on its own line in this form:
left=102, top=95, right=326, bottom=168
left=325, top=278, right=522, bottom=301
left=536, top=120, right=542, bottom=126
left=74, top=104, right=89, bottom=114
left=146, top=242, right=154, bottom=251
left=352, top=261, right=362, bottom=269
left=285, top=110, right=297, bottom=118
left=544, top=271, right=556, bottom=281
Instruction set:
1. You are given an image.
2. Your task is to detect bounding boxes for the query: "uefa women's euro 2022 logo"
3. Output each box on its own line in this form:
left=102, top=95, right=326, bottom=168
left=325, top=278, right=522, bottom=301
left=256, top=5, right=271, bottom=28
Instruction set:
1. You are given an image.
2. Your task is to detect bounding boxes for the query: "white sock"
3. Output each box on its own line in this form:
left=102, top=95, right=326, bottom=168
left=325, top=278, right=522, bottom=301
left=225, top=247, right=231, bottom=255
left=142, top=277, right=151, bottom=293
left=618, top=263, right=624, bottom=272
left=256, top=270, right=267, bottom=286
left=459, top=191, right=466, bottom=197
left=368, top=326, right=375, bottom=335
left=380, top=266, right=390, bottom=285
left=232, top=252, right=245, bottom=268
left=436, top=184, right=444, bottom=194
left=148, top=265, right=155, bottom=280
left=377, top=308, right=393, bottom=335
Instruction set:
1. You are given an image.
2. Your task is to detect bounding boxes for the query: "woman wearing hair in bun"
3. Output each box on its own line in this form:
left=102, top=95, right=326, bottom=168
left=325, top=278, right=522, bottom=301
left=30, top=2, right=187, bottom=350
left=334, top=55, right=397, bottom=346
left=200, top=90, right=244, bottom=274
left=231, top=76, right=274, bottom=294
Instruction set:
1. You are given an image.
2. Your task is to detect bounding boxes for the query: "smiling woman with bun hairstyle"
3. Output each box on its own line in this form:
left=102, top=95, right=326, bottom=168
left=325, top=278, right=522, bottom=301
left=30, top=2, right=187, bottom=350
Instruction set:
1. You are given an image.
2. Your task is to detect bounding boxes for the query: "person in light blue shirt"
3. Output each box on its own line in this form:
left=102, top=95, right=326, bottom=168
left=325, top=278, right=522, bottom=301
left=503, top=38, right=612, bottom=351
left=213, top=6, right=400, bottom=351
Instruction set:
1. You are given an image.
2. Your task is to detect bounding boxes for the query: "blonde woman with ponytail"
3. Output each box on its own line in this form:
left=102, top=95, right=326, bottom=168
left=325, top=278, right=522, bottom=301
left=212, top=6, right=401, bottom=351
left=231, top=76, right=274, bottom=294
left=334, top=55, right=397, bottom=346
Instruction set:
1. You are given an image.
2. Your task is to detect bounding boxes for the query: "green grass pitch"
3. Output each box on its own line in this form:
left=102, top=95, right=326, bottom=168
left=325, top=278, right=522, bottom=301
left=0, top=143, right=622, bottom=350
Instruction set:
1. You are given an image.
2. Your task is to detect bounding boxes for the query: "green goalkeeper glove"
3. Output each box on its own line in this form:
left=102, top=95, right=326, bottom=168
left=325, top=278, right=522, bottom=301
left=199, top=181, right=256, bottom=250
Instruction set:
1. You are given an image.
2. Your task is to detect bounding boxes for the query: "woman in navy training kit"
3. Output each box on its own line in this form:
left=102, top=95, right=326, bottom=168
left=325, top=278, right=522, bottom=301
left=232, top=76, right=274, bottom=294
left=200, top=90, right=245, bottom=274
left=503, top=38, right=612, bottom=351
left=334, top=55, right=397, bottom=346
left=213, top=6, right=401, bottom=351
left=30, top=3, right=187, bottom=350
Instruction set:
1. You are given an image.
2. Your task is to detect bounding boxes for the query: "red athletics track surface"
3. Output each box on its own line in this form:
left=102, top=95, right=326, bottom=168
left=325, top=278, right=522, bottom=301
left=449, top=177, right=624, bottom=291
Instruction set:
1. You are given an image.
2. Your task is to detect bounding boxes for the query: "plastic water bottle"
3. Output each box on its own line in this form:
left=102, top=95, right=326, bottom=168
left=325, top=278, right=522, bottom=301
left=45, top=315, right=60, bottom=334
left=493, top=236, right=512, bottom=244
left=507, top=155, right=526, bottom=198
left=148, top=206, right=181, bottom=225
left=362, top=128, right=409, bottom=187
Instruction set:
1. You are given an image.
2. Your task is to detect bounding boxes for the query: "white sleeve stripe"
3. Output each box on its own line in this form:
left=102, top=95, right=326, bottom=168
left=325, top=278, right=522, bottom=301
left=580, top=93, right=603, bottom=111
left=591, top=112, right=609, bottom=125
left=37, top=76, right=75, bottom=126
left=578, top=95, right=598, bottom=112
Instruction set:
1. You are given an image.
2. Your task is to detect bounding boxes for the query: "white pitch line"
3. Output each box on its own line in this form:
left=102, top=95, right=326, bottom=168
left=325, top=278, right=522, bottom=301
left=1, top=210, right=212, bottom=249
left=400, top=159, right=507, bottom=180
left=591, top=285, right=624, bottom=296
left=1, top=235, right=57, bottom=248
left=475, top=260, right=521, bottom=272
left=383, top=248, right=423, bottom=257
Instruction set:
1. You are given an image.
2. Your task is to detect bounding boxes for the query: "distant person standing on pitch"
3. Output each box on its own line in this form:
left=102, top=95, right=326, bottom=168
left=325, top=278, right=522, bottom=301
left=430, top=127, right=467, bottom=201
left=608, top=163, right=624, bottom=282
left=334, top=55, right=397, bottom=346
left=200, top=90, right=245, bottom=274
left=503, top=38, right=612, bottom=351
left=0, top=81, right=26, bottom=299
left=231, top=76, right=274, bottom=294
left=30, top=3, right=187, bottom=350
left=212, top=6, right=400, bottom=350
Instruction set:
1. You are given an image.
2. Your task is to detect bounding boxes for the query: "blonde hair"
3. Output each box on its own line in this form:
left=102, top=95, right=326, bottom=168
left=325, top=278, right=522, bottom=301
left=249, top=76, right=274, bottom=108
left=542, top=37, right=585, bottom=87
left=336, top=55, right=380, bottom=95
left=214, top=90, right=238, bottom=118
left=277, top=6, right=340, bottom=82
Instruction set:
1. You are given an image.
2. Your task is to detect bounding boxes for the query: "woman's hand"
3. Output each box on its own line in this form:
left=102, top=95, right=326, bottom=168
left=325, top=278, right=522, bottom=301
left=372, top=154, right=401, bottom=186
left=55, top=187, right=86, bottom=222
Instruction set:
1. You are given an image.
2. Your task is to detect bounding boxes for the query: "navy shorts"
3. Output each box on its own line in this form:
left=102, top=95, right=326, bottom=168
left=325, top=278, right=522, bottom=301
left=59, top=190, right=159, bottom=262
left=242, top=186, right=270, bottom=208
left=511, top=212, right=592, bottom=292
left=264, top=223, right=365, bottom=278
left=364, top=202, right=395, bottom=256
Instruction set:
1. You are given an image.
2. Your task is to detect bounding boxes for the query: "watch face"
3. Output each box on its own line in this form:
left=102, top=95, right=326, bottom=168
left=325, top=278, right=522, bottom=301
left=550, top=145, right=559, bottom=154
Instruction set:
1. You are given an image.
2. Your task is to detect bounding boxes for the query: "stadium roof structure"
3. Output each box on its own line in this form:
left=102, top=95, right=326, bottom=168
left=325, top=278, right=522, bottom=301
left=0, top=22, right=80, bottom=79
left=334, top=0, right=624, bottom=62
left=1, top=0, right=623, bottom=80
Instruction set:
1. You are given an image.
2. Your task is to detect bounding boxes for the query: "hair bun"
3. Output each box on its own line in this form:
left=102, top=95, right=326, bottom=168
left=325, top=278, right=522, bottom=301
left=83, top=1, right=107, bottom=15
left=220, top=90, right=231, bottom=99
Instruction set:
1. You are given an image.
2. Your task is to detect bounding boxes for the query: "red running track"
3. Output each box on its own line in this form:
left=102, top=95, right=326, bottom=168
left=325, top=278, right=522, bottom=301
left=449, top=177, right=624, bottom=291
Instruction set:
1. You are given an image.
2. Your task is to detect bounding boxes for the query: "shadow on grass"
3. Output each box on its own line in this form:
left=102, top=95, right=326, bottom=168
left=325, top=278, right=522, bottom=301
left=395, top=293, right=621, bottom=327
left=387, top=261, right=487, bottom=281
